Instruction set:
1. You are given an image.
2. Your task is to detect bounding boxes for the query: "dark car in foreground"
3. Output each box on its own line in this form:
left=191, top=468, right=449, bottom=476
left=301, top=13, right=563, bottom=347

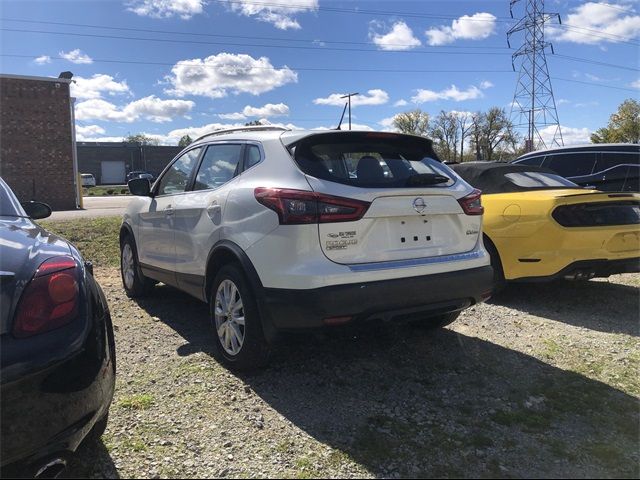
left=512, top=143, right=639, bottom=192
left=0, top=178, right=115, bottom=478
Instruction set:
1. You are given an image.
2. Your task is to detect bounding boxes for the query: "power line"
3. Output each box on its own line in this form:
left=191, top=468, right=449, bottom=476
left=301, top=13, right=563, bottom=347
left=3, top=16, right=638, bottom=49
left=0, top=53, right=516, bottom=73
left=4, top=26, right=637, bottom=74
left=0, top=27, right=514, bottom=55
left=551, top=76, right=639, bottom=92
left=3, top=53, right=636, bottom=92
left=0, top=17, right=510, bottom=50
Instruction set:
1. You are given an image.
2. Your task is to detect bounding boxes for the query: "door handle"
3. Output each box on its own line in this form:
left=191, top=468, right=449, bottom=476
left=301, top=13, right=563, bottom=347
left=164, top=206, right=174, bottom=216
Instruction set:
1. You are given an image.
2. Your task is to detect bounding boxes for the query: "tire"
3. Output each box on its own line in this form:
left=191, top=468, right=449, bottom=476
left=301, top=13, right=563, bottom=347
left=483, top=235, right=506, bottom=294
left=120, top=235, right=155, bottom=298
left=210, top=264, right=270, bottom=371
left=410, top=311, right=460, bottom=330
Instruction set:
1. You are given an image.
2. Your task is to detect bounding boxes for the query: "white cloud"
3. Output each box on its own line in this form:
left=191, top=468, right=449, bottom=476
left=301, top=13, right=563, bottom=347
left=218, top=112, right=248, bottom=121
left=411, top=84, right=485, bottom=103
left=313, top=89, right=389, bottom=107
left=378, top=116, right=398, bottom=129
left=540, top=126, right=592, bottom=146
left=557, top=98, right=571, bottom=105
left=166, top=53, right=297, bottom=98
left=243, top=103, right=289, bottom=117
left=59, top=49, right=93, bottom=64
left=71, top=74, right=131, bottom=100
left=126, top=0, right=204, bottom=19
left=425, top=12, right=497, bottom=46
left=34, top=55, right=51, bottom=65
left=369, top=21, right=421, bottom=51
left=548, top=2, right=640, bottom=45
left=224, top=0, right=318, bottom=30
left=631, top=79, right=640, bottom=89
left=480, top=80, right=494, bottom=89
left=75, top=96, right=194, bottom=123
left=75, top=125, right=106, bottom=137
left=394, top=99, right=408, bottom=107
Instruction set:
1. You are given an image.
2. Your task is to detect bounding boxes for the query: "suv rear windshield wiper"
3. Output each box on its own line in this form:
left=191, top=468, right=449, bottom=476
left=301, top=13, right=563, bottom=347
left=405, top=173, right=451, bottom=187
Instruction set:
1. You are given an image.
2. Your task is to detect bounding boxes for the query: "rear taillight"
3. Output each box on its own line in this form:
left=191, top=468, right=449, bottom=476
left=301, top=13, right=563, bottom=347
left=254, top=188, right=370, bottom=225
left=458, top=189, right=484, bottom=215
left=13, top=256, right=80, bottom=338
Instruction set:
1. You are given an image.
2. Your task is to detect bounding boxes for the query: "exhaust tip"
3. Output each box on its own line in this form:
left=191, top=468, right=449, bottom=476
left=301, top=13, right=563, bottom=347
left=34, top=458, right=67, bottom=479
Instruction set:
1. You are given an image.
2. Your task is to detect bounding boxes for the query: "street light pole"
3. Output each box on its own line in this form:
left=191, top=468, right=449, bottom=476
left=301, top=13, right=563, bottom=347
left=340, top=92, right=358, bottom=130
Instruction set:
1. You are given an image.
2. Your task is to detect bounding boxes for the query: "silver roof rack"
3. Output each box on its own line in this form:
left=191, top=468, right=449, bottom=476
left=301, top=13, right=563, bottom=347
left=193, top=125, right=290, bottom=143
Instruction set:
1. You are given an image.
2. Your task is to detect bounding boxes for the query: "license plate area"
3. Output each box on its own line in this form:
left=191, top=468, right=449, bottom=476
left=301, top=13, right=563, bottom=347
left=394, top=216, right=433, bottom=248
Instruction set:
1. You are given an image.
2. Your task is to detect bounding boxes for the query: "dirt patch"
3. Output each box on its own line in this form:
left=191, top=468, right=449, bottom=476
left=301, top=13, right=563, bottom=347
left=65, top=269, right=640, bottom=478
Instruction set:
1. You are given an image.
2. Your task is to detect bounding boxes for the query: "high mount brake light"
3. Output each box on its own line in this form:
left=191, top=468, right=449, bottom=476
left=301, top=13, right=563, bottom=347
left=13, top=256, right=80, bottom=338
left=254, top=188, right=370, bottom=225
left=458, top=189, right=484, bottom=216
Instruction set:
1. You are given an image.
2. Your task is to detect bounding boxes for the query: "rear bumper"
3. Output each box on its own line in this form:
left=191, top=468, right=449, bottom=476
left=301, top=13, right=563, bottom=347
left=260, top=265, right=493, bottom=329
left=513, top=257, right=640, bottom=282
left=1, top=278, right=115, bottom=473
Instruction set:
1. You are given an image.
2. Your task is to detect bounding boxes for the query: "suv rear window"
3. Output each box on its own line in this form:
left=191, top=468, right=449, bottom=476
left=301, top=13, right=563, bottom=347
left=288, top=132, right=454, bottom=188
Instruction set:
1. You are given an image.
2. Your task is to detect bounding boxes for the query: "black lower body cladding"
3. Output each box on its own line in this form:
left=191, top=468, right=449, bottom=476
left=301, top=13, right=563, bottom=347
left=260, top=266, right=493, bottom=329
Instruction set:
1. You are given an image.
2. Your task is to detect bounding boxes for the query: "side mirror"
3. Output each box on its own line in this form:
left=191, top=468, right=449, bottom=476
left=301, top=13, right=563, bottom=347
left=21, top=201, right=52, bottom=220
left=128, top=178, right=152, bottom=196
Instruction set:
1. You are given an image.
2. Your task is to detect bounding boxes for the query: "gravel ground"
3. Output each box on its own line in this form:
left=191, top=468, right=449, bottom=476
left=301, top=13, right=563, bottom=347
left=64, top=268, right=639, bottom=479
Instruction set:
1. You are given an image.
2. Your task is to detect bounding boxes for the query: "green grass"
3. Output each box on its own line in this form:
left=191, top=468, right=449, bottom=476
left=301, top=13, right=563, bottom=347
left=84, top=185, right=130, bottom=196
left=40, top=216, right=121, bottom=267
left=584, top=442, right=627, bottom=469
left=118, top=393, right=155, bottom=410
left=491, top=409, right=552, bottom=432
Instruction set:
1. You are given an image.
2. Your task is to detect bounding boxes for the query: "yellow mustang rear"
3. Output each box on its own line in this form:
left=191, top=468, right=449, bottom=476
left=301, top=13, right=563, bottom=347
left=451, top=162, right=640, bottom=285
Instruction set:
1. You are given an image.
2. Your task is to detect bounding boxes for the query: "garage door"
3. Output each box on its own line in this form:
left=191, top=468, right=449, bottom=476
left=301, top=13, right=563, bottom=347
left=101, top=161, right=126, bottom=184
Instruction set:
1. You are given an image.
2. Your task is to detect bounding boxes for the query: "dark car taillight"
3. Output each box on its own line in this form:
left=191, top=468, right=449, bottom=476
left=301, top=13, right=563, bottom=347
left=254, top=188, right=370, bottom=224
left=458, top=189, right=484, bottom=215
left=13, top=256, right=80, bottom=338
left=553, top=201, right=640, bottom=227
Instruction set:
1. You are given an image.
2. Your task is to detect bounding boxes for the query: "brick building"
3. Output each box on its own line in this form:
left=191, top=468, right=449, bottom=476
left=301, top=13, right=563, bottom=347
left=0, top=74, right=79, bottom=210
left=77, top=143, right=182, bottom=184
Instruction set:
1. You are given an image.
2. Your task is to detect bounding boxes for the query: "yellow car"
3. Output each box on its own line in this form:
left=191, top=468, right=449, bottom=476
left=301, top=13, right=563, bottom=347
left=451, top=162, right=640, bottom=287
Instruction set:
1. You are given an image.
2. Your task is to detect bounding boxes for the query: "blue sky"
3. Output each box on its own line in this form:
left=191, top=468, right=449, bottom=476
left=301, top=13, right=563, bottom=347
left=1, top=0, right=638, bottom=146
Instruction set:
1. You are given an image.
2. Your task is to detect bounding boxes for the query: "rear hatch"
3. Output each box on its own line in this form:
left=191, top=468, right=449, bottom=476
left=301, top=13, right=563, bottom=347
left=284, top=131, right=481, bottom=265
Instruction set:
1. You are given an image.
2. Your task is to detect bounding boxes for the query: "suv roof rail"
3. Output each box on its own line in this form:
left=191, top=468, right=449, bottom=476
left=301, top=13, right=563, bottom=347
left=193, top=125, right=290, bottom=143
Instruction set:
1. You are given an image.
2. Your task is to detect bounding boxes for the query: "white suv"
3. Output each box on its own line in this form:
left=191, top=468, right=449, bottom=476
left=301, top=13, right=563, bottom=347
left=120, top=126, right=493, bottom=369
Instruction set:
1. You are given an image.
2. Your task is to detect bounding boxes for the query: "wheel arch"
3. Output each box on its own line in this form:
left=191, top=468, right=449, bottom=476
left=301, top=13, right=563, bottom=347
left=204, top=241, right=277, bottom=342
left=119, top=222, right=134, bottom=246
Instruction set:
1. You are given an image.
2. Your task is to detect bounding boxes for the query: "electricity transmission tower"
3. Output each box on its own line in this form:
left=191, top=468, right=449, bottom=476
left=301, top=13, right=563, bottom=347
left=507, top=0, right=563, bottom=152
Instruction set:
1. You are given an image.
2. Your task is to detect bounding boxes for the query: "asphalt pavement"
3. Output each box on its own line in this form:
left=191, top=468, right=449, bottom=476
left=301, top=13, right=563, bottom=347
left=49, top=196, right=131, bottom=221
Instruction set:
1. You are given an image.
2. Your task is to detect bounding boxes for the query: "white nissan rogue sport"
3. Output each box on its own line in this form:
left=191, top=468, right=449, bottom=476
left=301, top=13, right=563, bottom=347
left=121, top=126, right=493, bottom=369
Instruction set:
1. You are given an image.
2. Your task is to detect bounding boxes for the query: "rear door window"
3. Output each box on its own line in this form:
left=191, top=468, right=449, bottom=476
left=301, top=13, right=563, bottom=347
left=546, top=153, right=596, bottom=178
left=595, top=152, right=640, bottom=172
left=290, top=132, right=454, bottom=188
left=193, top=144, right=243, bottom=191
left=516, top=155, right=544, bottom=167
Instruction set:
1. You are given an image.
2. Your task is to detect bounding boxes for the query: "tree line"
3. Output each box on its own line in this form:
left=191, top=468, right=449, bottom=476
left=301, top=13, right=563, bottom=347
left=392, top=107, right=521, bottom=162
left=120, top=99, right=638, bottom=155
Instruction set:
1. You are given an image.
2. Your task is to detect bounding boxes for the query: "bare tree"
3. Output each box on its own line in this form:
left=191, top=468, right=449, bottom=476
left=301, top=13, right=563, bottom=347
left=392, top=109, right=430, bottom=136
left=454, top=112, right=473, bottom=161
left=482, top=107, right=516, bottom=161
left=430, top=111, right=460, bottom=162
left=470, top=112, right=484, bottom=161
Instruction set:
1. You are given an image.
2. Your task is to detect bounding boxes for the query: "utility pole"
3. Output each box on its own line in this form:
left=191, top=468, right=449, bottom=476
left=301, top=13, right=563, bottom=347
left=507, top=0, right=563, bottom=152
left=340, top=92, right=358, bottom=130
